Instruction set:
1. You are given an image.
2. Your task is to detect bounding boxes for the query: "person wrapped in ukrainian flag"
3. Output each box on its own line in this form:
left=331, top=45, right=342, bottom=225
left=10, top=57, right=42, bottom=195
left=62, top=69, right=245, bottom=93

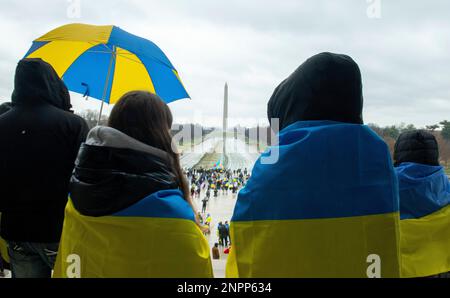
left=393, top=130, right=450, bottom=278
left=53, top=91, right=213, bottom=278
left=226, top=52, right=402, bottom=278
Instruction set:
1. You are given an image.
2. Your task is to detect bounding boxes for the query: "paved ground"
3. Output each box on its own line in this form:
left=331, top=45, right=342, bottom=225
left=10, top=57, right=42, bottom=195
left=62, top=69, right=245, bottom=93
left=184, top=135, right=258, bottom=276
left=192, top=190, right=239, bottom=278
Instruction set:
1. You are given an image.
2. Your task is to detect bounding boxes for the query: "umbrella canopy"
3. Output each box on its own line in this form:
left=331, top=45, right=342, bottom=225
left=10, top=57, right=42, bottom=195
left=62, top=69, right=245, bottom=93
left=24, top=23, right=190, bottom=105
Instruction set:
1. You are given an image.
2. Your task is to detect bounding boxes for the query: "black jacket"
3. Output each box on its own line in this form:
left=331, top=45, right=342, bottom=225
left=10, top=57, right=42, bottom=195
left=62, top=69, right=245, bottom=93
left=0, top=102, right=12, bottom=115
left=70, top=126, right=179, bottom=217
left=0, top=58, right=89, bottom=243
left=393, top=130, right=439, bottom=166
left=268, top=52, right=363, bottom=130
left=218, top=224, right=226, bottom=238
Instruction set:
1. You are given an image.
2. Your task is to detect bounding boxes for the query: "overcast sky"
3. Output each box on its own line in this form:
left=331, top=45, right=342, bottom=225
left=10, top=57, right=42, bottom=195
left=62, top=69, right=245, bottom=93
left=0, top=0, right=449, bottom=127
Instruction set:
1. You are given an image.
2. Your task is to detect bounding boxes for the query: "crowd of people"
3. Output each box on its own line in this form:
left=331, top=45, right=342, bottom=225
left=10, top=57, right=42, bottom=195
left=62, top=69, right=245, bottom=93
left=188, top=168, right=244, bottom=249
left=186, top=168, right=250, bottom=201
left=0, top=52, right=448, bottom=278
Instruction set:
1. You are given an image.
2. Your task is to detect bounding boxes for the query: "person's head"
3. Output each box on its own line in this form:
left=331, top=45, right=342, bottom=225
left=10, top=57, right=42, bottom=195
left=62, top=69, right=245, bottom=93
left=268, top=52, right=363, bottom=131
left=0, top=102, right=12, bottom=116
left=225, top=221, right=228, bottom=225
left=394, top=130, right=439, bottom=167
left=108, top=90, right=192, bottom=207
left=218, top=221, right=222, bottom=225
left=214, top=243, right=219, bottom=248
left=109, top=91, right=173, bottom=150
left=11, top=58, right=72, bottom=111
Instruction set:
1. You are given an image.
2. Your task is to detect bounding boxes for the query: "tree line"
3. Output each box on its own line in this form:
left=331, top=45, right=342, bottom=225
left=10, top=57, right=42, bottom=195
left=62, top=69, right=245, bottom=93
left=368, top=121, right=450, bottom=167
left=76, top=110, right=449, bottom=167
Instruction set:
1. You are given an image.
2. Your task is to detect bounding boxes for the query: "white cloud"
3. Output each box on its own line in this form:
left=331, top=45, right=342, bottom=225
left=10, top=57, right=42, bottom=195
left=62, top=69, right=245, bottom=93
left=1, top=0, right=449, bottom=128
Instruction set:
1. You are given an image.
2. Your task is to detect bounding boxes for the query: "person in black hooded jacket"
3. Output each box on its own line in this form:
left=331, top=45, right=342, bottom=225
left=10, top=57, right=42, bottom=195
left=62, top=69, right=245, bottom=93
left=267, top=52, right=363, bottom=130
left=52, top=91, right=213, bottom=278
left=394, top=130, right=439, bottom=167
left=0, top=102, right=12, bottom=115
left=393, top=131, right=450, bottom=277
left=227, top=53, right=401, bottom=277
left=0, top=58, right=89, bottom=278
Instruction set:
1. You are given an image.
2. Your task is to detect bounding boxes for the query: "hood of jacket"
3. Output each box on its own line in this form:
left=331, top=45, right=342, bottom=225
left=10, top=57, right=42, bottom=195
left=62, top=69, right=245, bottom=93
left=11, top=58, right=72, bottom=111
left=395, top=162, right=450, bottom=219
left=268, top=52, right=363, bottom=131
left=394, top=130, right=439, bottom=166
left=70, top=126, right=179, bottom=217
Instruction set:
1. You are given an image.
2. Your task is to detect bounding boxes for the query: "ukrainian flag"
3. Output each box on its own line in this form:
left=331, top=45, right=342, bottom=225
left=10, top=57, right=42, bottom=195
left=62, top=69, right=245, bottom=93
left=53, top=190, right=213, bottom=278
left=0, top=213, right=8, bottom=264
left=226, top=121, right=401, bottom=278
left=397, top=163, right=450, bottom=277
left=0, top=237, right=9, bottom=264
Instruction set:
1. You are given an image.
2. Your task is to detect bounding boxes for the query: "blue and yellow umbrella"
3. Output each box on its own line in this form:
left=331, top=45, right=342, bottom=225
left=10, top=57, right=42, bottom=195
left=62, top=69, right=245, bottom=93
left=24, top=23, right=190, bottom=110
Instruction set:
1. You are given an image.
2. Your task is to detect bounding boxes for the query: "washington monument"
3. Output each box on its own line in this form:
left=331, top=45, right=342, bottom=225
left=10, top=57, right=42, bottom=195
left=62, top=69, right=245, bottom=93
left=222, top=82, right=228, bottom=166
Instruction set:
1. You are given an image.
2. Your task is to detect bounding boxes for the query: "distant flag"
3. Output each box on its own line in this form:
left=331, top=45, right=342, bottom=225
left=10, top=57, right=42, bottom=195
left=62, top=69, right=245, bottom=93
left=213, top=158, right=224, bottom=169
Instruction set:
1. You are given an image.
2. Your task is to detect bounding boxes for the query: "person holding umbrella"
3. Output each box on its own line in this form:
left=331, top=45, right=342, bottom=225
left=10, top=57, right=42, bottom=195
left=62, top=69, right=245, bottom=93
left=53, top=91, right=213, bottom=278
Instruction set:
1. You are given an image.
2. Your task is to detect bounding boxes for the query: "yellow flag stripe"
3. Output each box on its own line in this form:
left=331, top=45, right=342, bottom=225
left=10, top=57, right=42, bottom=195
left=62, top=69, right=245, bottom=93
left=53, top=200, right=213, bottom=278
left=226, top=212, right=401, bottom=278
left=400, top=204, right=450, bottom=277
left=0, top=236, right=9, bottom=263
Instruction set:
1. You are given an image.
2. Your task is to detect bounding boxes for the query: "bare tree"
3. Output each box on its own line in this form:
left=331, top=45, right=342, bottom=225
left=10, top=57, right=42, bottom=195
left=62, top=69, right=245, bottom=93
left=440, top=120, right=450, bottom=142
left=436, top=133, right=450, bottom=168
left=76, top=109, right=109, bottom=129
left=426, top=124, right=440, bottom=132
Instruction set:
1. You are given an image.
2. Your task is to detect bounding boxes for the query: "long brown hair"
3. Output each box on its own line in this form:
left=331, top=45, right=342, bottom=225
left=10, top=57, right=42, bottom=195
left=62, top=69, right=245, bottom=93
left=108, top=91, right=194, bottom=212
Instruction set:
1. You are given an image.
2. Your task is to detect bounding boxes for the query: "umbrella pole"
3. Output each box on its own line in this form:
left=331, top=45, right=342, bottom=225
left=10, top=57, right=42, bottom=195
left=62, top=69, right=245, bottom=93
left=97, top=99, right=105, bottom=126
left=97, top=46, right=116, bottom=126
